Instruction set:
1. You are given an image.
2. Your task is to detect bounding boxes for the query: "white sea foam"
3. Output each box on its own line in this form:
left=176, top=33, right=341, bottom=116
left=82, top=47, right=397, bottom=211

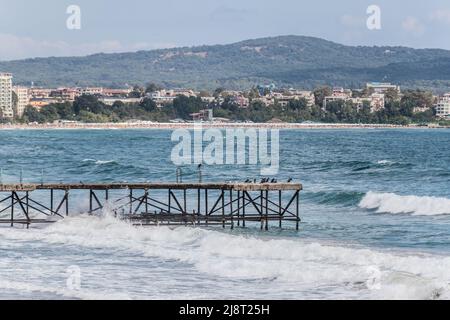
left=0, top=279, right=131, bottom=300
left=82, top=159, right=116, bottom=165
left=377, top=160, right=395, bottom=165
left=0, top=213, right=449, bottom=299
left=99, top=161, right=115, bottom=165
left=359, top=191, right=450, bottom=216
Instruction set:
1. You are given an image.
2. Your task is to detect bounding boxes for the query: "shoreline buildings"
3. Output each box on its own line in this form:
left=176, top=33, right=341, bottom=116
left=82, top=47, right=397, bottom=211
left=0, top=72, right=445, bottom=121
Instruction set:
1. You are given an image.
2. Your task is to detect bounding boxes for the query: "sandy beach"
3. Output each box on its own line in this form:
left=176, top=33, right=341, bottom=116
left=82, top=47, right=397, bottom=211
left=0, top=122, right=446, bottom=130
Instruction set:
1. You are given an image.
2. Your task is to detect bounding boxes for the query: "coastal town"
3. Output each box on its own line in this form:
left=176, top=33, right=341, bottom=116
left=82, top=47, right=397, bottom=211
left=1, top=71, right=450, bottom=126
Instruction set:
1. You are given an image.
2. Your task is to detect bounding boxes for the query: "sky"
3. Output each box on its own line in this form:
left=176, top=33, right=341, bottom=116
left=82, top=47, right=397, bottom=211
left=0, top=0, right=450, bottom=61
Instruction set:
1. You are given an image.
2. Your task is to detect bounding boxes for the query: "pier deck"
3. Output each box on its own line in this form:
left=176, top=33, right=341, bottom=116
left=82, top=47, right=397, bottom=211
left=0, top=182, right=302, bottom=230
left=0, top=182, right=302, bottom=192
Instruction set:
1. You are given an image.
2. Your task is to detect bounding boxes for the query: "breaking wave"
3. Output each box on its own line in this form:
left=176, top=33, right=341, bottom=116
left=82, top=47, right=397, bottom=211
left=376, top=160, right=396, bottom=165
left=1, top=214, right=449, bottom=299
left=359, top=192, right=450, bottom=216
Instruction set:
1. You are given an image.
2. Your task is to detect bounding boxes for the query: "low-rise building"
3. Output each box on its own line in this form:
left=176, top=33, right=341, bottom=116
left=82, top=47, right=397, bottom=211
left=252, top=96, right=274, bottom=106
left=230, top=95, right=250, bottom=108
left=149, top=89, right=198, bottom=106
left=80, top=87, right=104, bottom=96
left=29, top=88, right=53, bottom=99
left=200, top=96, right=216, bottom=104
left=369, top=93, right=385, bottom=112
left=324, top=89, right=385, bottom=113
left=323, top=87, right=353, bottom=109
left=272, top=90, right=315, bottom=107
left=50, top=88, right=80, bottom=101
left=150, top=90, right=177, bottom=106
left=286, top=89, right=315, bottom=106
left=366, top=82, right=400, bottom=94
left=103, top=88, right=132, bottom=97
left=413, top=106, right=431, bottom=113
left=190, top=109, right=213, bottom=122
left=99, top=97, right=142, bottom=106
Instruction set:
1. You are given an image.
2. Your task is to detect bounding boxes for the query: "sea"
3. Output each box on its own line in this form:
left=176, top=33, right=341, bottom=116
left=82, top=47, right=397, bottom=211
left=0, top=128, right=449, bottom=300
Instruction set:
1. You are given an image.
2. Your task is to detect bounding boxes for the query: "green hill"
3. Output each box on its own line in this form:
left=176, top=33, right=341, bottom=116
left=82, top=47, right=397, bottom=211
left=1, top=35, right=450, bottom=91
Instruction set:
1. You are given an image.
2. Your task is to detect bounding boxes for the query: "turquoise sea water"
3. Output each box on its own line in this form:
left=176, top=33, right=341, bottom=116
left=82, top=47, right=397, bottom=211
left=0, top=128, right=449, bottom=299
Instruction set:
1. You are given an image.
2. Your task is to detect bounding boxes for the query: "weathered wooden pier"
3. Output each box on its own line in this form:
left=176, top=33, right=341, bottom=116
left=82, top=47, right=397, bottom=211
left=0, top=182, right=302, bottom=230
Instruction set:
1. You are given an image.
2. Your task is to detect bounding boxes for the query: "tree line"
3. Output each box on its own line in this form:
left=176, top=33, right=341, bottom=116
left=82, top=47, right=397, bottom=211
left=15, top=87, right=447, bottom=126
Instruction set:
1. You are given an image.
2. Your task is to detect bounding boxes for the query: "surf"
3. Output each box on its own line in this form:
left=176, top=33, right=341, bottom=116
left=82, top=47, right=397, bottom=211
left=359, top=192, right=450, bottom=216
left=1, top=213, right=449, bottom=299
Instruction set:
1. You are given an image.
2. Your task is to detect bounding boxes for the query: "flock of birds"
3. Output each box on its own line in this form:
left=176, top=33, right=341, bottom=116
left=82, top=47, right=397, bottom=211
left=197, top=165, right=293, bottom=184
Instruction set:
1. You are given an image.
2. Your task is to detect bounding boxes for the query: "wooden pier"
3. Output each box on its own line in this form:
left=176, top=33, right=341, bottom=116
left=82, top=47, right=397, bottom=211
left=0, top=182, right=302, bottom=230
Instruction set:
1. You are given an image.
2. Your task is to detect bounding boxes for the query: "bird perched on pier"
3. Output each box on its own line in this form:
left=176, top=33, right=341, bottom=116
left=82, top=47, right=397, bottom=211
left=245, top=179, right=251, bottom=183
left=287, top=178, right=293, bottom=183
left=253, top=179, right=257, bottom=183
left=271, top=178, right=277, bottom=183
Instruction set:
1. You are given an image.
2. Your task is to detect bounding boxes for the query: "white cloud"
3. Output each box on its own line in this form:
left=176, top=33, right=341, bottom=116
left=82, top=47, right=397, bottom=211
left=401, top=16, right=425, bottom=36
left=429, top=9, right=450, bottom=25
left=0, top=33, right=176, bottom=61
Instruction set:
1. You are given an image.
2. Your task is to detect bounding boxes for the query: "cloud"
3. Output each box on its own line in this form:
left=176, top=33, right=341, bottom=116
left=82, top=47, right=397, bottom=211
left=401, top=16, right=425, bottom=36
left=429, top=9, right=450, bottom=25
left=0, top=33, right=176, bottom=61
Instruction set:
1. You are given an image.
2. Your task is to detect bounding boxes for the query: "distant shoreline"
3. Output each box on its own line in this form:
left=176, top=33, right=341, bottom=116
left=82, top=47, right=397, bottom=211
left=0, top=122, right=448, bottom=130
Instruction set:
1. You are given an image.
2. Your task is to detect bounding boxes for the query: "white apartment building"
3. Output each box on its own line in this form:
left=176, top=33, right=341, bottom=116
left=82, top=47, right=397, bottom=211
left=435, top=94, right=450, bottom=119
left=0, top=73, right=13, bottom=119
left=13, top=86, right=30, bottom=118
